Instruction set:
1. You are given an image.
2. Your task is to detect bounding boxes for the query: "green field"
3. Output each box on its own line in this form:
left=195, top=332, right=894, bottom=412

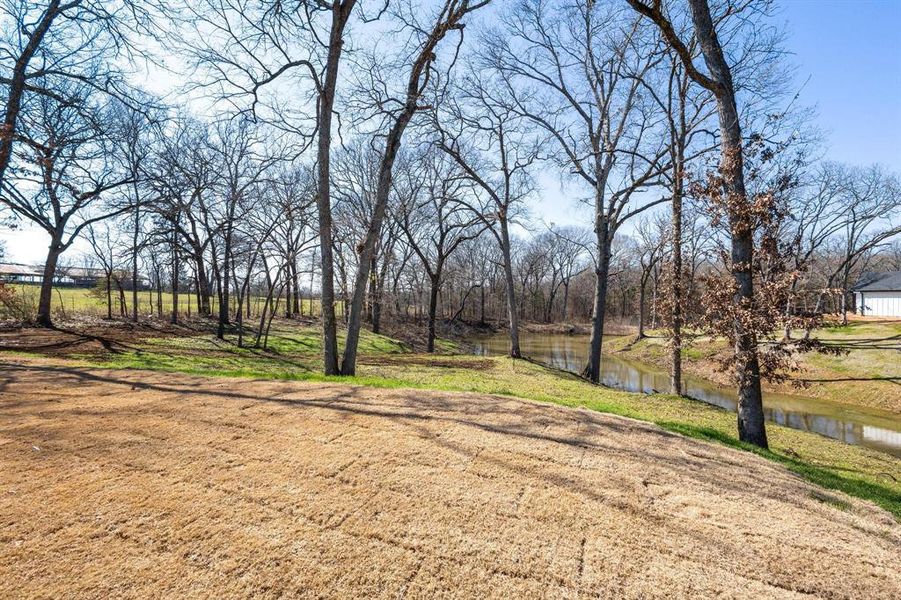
left=4, top=283, right=324, bottom=319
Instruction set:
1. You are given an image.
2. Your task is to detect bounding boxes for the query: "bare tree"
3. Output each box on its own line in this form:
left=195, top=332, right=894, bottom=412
left=108, top=102, right=162, bottom=323
left=547, top=225, right=592, bottom=322
left=209, top=118, right=280, bottom=339
left=154, top=119, right=219, bottom=317
left=485, top=0, right=672, bottom=382
left=182, top=0, right=366, bottom=373
left=268, top=166, right=317, bottom=321
left=340, top=0, right=491, bottom=375
left=628, top=0, right=776, bottom=447
left=634, top=215, right=667, bottom=339
left=397, top=147, right=484, bottom=351
left=435, top=75, right=538, bottom=358
left=0, top=0, right=160, bottom=189
left=2, top=88, right=136, bottom=326
left=639, top=38, right=717, bottom=393
left=85, top=222, right=121, bottom=319
left=808, top=164, right=900, bottom=325
left=780, top=162, right=849, bottom=337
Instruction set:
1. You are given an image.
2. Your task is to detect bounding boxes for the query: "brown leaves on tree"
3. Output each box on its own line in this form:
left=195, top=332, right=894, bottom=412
left=691, top=151, right=845, bottom=387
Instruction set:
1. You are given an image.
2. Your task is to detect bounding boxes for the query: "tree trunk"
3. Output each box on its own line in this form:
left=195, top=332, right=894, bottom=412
left=170, top=243, right=179, bottom=325
left=499, top=219, right=521, bottom=358
left=156, top=267, right=163, bottom=319
left=479, top=282, right=486, bottom=324
left=132, top=203, right=139, bottom=323
left=36, top=239, right=62, bottom=327
left=155, top=267, right=163, bottom=319
left=217, top=229, right=233, bottom=339
left=783, top=278, right=796, bottom=341
left=426, top=275, right=440, bottom=353
left=841, top=292, right=848, bottom=325
left=283, top=264, right=292, bottom=318
left=840, top=268, right=851, bottom=325
left=196, top=257, right=211, bottom=316
left=637, top=275, right=647, bottom=340
left=371, top=296, right=382, bottom=333
left=116, top=279, right=127, bottom=317
left=286, top=276, right=293, bottom=318
left=314, top=1, right=354, bottom=376
left=193, top=271, right=201, bottom=316
left=731, top=230, right=767, bottom=447
left=236, top=288, right=245, bottom=348
left=291, top=256, right=300, bottom=316
left=106, top=273, right=112, bottom=320
left=586, top=241, right=611, bottom=383
left=212, top=257, right=224, bottom=335
left=255, top=260, right=278, bottom=348
left=263, top=288, right=283, bottom=350
left=255, top=286, right=275, bottom=348
left=689, top=0, right=767, bottom=448
left=372, top=269, right=384, bottom=335
left=670, top=160, right=684, bottom=395
left=366, top=255, right=377, bottom=324
left=544, top=284, right=557, bottom=323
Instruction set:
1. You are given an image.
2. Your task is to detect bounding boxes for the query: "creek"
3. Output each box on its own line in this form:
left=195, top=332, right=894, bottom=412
left=469, top=332, right=901, bottom=457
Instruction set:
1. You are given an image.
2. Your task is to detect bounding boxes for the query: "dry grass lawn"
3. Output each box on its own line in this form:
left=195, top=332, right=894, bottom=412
left=1, top=361, right=899, bottom=598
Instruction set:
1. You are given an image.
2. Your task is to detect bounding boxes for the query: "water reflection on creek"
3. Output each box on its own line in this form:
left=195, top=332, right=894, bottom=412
left=469, top=333, right=901, bottom=457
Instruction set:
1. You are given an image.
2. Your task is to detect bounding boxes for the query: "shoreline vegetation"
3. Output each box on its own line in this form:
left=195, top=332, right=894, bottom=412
left=483, top=317, right=901, bottom=415
left=605, top=321, right=901, bottom=415
left=2, top=318, right=898, bottom=519
left=18, top=282, right=898, bottom=410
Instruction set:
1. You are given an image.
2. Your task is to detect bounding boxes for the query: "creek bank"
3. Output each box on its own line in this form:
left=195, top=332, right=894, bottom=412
left=468, top=332, right=901, bottom=457
left=606, top=332, right=901, bottom=415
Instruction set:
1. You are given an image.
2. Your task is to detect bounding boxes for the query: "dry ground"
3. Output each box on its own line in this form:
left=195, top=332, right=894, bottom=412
left=1, top=361, right=899, bottom=599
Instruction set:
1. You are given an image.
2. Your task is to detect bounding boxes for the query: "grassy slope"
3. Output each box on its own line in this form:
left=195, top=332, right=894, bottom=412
left=14, top=321, right=894, bottom=518
left=606, top=320, right=901, bottom=414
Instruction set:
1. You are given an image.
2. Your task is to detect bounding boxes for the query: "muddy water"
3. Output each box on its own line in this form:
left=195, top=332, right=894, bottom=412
left=469, top=333, right=901, bottom=457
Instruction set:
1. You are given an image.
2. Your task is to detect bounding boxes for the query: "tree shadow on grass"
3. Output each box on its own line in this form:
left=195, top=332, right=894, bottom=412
left=798, top=376, right=901, bottom=386
left=659, top=422, right=901, bottom=518
left=3, top=361, right=899, bottom=520
left=820, top=334, right=901, bottom=351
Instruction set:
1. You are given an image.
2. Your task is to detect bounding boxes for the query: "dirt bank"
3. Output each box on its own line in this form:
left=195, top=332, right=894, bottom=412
left=1, top=361, right=898, bottom=598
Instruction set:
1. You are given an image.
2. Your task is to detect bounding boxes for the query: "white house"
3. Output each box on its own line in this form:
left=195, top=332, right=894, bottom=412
left=852, top=271, right=901, bottom=318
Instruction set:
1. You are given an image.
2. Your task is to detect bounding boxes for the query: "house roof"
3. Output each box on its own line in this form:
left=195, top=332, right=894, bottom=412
left=65, top=267, right=105, bottom=278
left=0, top=263, right=107, bottom=277
left=0, top=263, right=41, bottom=276
left=852, top=271, right=901, bottom=292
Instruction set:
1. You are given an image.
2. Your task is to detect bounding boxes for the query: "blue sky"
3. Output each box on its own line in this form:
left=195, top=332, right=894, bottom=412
left=534, top=0, right=901, bottom=230
left=3, top=0, right=900, bottom=262
left=780, top=0, right=901, bottom=170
